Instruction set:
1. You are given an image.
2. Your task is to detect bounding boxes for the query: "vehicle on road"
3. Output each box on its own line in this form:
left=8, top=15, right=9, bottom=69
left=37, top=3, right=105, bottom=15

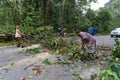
left=111, top=28, right=120, bottom=37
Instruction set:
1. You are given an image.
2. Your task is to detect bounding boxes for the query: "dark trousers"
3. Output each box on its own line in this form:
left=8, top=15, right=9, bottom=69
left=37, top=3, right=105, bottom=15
left=15, top=37, right=24, bottom=47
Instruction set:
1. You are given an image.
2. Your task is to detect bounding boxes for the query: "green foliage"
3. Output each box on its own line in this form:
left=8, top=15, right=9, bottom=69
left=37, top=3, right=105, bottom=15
left=105, top=0, right=120, bottom=28
left=26, top=48, right=39, bottom=54
left=112, top=38, right=120, bottom=58
left=22, top=10, right=44, bottom=27
left=1, top=0, right=22, bottom=25
left=55, top=58, right=67, bottom=65
left=110, top=60, right=120, bottom=78
left=85, top=9, right=96, bottom=26
left=0, top=8, right=5, bottom=25
left=52, top=40, right=91, bottom=61
left=21, top=26, right=54, bottom=42
left=72, top=71, right=80, bottom=76
left=49, top=37, right=60, bottom=49
left=98, top=57, right=120, bottom=80
left=42, top=59, right=51, bottom=65
left=0, top=41, right=13, bottom=46
left=95, top=38, right=120, bottom=80
left=0, top=25, right=15, bottom=34
left=99, top=68, right=119, bottom=80
left=72, top=71, right=85, bottom=80
left=9, top=61, right=14, bottom=65
left=0, top=0, right=101, bottom=33
left=55, top=60, right=64, bottom=65
left=39, top=32, right=90, bottom=60
left=42, top=37, right=68, bottom=50
left=95, top=8, right=112, bottom=33
left=98, top=39, right=120, bottom=80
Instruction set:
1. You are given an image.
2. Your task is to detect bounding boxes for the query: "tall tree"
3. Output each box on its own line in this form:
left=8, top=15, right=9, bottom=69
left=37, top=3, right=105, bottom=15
left=0, top=0, right=98, bottom=32
left=22, top=0, right=44, bottom=27
left=2, top=0, right=22, bottom=25
left=96, top=7, right=112, bottom=32
left=105, top=0, right=120, bottom=28
left=85, top=9, right=96, bottom=26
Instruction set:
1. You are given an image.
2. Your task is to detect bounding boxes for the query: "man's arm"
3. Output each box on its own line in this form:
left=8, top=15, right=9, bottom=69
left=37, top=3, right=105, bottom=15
left=80, top=42, right=85, bottom=49
left=17, top=30, right=25, bottom=36
left=81, top=38, right=89, bottom=49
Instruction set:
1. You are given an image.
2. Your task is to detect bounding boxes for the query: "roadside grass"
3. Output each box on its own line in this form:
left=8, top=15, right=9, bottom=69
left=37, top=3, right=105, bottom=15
left=26, top=47, right=40, bottom=54
left=0, top=40, right=14, bottom=46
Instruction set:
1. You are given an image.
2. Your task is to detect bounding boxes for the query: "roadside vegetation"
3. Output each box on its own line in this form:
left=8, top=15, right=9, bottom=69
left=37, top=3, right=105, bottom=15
left=0, top=0, right=120, bottom=80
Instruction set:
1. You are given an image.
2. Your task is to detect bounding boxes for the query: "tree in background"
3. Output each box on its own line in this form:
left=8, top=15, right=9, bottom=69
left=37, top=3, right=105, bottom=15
left=0, top=0, right=113, bottom=34
left=22, top=0, right=44, bottom=27
left=85, top=9, right=97, bottom=29
left=74, top=0, right=97, bottom=31
left=1, top=0, right=22, bottom=25
left=95, top=7, right=112, bottom=33
left=105, top=0, right=120, bottom=29
left=10, top=1, right=96, bottom=28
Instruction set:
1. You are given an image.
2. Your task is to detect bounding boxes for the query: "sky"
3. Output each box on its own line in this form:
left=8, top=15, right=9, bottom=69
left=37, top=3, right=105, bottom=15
left=91, top=0, right=109, bottom=10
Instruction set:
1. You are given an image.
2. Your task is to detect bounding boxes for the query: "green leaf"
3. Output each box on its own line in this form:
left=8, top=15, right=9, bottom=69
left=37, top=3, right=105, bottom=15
left=72, top=71, right=80, bottom=76
left=112, top=72, right=119, bottom=79
left=42, top=59, right=51, bottom=65
left=28, top=76, right=32, bottom=78
left=107, top=70, right=114, bottom=76
left=102, top=77, right=105, bottom=80
left=100, top=70, right=106, bottom=75
left=108, top=71, right=119, bottom=79
left=99, top=69, right=106, bottom=79
left=9, top=61, right=14, bottom=65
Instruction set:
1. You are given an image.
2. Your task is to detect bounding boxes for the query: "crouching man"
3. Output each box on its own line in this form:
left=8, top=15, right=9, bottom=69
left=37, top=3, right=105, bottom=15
left=76, top=30, right=97, bottom=58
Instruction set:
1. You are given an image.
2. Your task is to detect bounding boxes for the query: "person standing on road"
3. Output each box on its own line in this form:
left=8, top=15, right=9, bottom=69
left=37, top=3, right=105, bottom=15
left=57, top=28, right=62, bottom=36
left=15, top=25, right=25, bottom=48
left=88, top=26, right=98, bottom=36
left=76, top=31, right=96, bottom=53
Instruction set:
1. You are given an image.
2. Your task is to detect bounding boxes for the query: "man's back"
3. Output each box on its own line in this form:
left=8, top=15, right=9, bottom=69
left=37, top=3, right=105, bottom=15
left=80, top=32, right=96, bottom=44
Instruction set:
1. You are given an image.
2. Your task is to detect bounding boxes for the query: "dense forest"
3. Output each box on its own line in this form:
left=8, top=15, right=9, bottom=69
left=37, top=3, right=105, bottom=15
left=105, top=0, right=120, bottom=28
left=0, top=0, right=118, bottom=34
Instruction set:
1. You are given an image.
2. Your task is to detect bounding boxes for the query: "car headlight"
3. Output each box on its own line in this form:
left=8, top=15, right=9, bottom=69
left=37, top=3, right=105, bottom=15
left=111, top=31, right=114, bottom=34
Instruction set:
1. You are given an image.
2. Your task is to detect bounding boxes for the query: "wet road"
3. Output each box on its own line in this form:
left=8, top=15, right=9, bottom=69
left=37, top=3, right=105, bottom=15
left=93, top=35, right=118, bottom=47
left=76, top=35, right=119, bottom=48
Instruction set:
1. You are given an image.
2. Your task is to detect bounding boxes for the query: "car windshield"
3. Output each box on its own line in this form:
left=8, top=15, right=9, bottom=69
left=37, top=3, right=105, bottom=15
left=114, top=28, right=120, bottom=31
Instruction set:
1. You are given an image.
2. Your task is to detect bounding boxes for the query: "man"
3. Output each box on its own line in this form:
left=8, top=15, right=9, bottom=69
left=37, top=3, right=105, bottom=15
left=76, top=31, right=96, bottom=53
left=57, top=28, right=62, bottom=36
left=88, top=26, right=98, bottom=36
left=15, top=25, right=25, bottom=47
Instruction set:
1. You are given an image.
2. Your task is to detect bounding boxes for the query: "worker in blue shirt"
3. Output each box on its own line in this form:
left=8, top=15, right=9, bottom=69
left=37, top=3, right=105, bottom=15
left=88, top=26, right=98, bottom=36
left=57, top=28, right=62, bottom=36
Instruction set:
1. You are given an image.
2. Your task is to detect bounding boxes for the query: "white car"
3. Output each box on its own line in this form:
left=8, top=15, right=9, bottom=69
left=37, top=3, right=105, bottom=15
left=111, top=28, right=120, bottom=37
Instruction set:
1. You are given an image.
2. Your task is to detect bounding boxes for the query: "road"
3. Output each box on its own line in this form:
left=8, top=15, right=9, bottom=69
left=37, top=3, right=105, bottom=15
left=94, top=35, right=118, bottom=47
left=0, top=35, right=119, bottom=80
left=76, top=35, right=119, bottom=48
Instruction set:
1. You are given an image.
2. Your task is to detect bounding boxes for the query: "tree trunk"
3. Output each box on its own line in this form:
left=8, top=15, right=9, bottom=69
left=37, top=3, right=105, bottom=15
left=61, top=0, right=66, bottom=26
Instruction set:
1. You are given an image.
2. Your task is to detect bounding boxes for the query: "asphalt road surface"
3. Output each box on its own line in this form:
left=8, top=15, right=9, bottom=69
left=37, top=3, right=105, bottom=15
left=94, top=35, right=119, bottom=48
left=76, top=35, right=119, bottom=48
